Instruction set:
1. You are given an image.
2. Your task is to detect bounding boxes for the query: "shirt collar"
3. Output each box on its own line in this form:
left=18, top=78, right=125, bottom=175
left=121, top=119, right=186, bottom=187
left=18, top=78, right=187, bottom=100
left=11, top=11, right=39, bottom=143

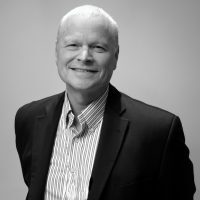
left=63, top=87, right=109, bottom=132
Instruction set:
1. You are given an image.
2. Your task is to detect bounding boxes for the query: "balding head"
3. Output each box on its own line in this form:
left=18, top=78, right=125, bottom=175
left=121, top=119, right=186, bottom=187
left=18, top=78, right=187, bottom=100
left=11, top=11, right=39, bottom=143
left=57, top=5, right=119, bottom=50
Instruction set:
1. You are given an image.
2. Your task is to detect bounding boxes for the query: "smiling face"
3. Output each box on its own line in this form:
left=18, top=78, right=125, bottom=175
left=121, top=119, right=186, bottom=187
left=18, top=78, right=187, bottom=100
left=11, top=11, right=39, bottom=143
left=56, top=15, right=119, bottom=96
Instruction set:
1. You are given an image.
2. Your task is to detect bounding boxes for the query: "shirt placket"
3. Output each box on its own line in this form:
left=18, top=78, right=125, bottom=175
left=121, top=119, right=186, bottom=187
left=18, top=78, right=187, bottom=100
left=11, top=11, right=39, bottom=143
left=63, top=113, right=84, bottom=200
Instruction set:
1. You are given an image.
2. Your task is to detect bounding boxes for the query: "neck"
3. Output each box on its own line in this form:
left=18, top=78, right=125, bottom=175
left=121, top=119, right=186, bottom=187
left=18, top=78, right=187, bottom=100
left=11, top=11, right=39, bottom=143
left=66, top=86, right=108, bottom=116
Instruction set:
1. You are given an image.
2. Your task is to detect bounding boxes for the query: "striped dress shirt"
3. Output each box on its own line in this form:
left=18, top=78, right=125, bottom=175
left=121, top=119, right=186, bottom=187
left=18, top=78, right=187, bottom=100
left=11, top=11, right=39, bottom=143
left=44, top=88, right=108, bottom=200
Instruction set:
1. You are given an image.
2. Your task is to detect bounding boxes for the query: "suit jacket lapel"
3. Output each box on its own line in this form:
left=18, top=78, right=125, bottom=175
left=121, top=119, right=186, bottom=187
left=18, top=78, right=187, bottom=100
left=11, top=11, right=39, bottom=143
left=29, top=92, right=65, bottom=200
left=88, top=85, right=129, bottom=200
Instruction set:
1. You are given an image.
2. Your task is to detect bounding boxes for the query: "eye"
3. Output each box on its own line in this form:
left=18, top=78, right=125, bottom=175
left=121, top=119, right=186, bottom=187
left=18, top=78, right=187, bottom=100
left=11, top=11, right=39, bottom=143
left=93, top=45, right=106, bottom=53
left=65, top=43, right=79, bottom=50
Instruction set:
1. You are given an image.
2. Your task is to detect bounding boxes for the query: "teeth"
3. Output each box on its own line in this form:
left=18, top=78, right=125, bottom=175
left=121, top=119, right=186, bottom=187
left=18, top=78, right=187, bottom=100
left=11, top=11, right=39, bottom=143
left=77, top=69, right=88, bottom=72
left=72, top=69, right=95, bottom=72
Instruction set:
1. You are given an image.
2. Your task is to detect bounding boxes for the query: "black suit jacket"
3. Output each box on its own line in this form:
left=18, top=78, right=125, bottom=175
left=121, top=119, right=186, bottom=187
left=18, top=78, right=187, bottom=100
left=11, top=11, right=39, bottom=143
left=15, top=85, right=195, bottom=200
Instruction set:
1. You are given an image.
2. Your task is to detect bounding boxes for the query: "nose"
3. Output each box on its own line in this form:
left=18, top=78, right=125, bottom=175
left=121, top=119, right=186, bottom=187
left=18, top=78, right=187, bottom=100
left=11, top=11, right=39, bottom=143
left=77, top=46, right=93, bottom=63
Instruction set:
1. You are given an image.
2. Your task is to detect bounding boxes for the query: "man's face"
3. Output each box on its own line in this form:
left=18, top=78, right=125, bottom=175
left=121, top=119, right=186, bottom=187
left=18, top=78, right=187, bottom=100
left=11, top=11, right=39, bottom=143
left=56, top=15, right=118, bottom=95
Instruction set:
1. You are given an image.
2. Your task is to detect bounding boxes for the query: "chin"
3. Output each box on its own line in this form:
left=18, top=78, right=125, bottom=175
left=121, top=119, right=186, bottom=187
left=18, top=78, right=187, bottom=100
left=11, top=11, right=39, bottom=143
left=70, top=82, right=104, bottom=94
left=68, top=83, right=94, bottom=92
left=69, top=80, right=94, bottom=89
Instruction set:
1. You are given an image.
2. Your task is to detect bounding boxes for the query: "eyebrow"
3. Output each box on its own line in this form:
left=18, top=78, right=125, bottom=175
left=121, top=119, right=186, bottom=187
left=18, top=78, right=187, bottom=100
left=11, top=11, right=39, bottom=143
left=63, top=36, right=78, bottom=42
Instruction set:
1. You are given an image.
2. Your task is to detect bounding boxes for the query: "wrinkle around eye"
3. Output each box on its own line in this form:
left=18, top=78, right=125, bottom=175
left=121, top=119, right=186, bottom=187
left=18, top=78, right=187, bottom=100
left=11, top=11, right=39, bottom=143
left=64, top=44, right=80, bottom=51
left=93, top=46, right=107, bottom=53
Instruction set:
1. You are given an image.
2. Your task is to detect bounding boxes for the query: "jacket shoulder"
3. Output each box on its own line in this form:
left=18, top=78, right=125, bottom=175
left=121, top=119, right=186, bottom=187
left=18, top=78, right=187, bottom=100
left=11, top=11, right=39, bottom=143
left=15, top=92, right=65, bottom=121
left=120, top=92, right=176, bottom=125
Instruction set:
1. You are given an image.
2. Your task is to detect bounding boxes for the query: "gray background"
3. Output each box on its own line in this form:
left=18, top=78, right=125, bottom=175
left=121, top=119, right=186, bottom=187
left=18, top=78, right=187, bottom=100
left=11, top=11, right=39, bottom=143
left=0, top=0, right=199, bottom=199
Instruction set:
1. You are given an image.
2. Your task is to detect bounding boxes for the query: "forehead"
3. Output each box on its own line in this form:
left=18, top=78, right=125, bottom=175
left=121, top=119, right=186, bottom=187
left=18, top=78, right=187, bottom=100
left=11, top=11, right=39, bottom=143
left=60, top=15, right=114, bottom=41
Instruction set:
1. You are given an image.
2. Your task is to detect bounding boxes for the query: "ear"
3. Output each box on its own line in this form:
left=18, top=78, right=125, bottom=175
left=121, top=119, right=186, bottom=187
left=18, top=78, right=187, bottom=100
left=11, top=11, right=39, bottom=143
left=55, top=40, right=59, bottom=66
left=113, top=46, right=119, bottom=70
left=115, top=45, right=119, bottom=60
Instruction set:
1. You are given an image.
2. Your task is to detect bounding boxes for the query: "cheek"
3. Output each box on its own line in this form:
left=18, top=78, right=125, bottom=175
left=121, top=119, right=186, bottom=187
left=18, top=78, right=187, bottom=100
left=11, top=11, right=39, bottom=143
left=99, top=63, right=115, bottom=81
left=97, top=54, right=113, bottom=67
left=101, top=58, right=116, bottom=73
left=57, top=50, right=77, bottom=64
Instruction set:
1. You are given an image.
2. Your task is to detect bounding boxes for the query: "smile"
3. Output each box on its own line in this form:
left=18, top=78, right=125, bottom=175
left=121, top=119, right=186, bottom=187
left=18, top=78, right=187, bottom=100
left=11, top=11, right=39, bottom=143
left=71, top=68, right=97, bottom=73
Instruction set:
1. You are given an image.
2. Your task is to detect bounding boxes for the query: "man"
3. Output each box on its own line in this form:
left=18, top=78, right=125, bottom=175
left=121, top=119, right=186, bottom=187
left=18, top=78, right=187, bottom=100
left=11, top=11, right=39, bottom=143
left=15, top=5, right=195, bottom=200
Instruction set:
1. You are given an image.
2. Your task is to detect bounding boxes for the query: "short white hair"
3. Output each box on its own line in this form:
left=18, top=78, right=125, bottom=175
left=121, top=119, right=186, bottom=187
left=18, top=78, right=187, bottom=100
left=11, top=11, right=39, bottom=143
left=57, top=5, right=119, bottom=49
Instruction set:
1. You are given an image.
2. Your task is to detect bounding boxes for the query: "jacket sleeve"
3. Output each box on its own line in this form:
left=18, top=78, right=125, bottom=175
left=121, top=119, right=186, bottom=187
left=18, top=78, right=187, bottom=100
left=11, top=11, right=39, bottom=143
left=157, top=116, right=196, bottom=200
left=15, top=105, right=33, bottom=187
